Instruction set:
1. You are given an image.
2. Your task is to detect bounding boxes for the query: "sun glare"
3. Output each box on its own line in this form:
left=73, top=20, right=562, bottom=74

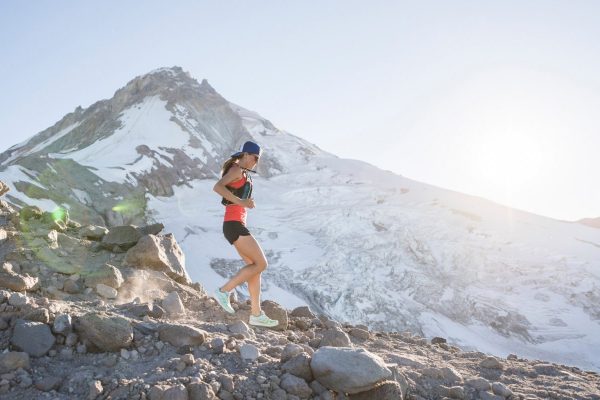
left=473, top=132, right=544, bottom=188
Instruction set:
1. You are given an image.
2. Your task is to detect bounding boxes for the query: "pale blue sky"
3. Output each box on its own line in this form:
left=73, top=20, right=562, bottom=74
left=1, top=1, right=599, bottom=220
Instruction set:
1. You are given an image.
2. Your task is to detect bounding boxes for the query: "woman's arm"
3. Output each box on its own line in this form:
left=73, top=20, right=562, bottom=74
left=213, top=165, right=254, bottom=208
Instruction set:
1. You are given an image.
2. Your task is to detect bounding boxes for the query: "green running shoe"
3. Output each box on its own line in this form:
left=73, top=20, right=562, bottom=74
left=249, top=311, right=279, bottom=328
left=213, top=288, right=235, bottom=314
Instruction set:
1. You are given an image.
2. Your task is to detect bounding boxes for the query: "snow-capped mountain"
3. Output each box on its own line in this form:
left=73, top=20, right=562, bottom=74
left=1, top=66, right=599, bottom=371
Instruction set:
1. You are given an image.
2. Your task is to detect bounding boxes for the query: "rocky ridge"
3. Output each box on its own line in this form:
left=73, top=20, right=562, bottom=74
left=0, top=183, right=598, bottom=400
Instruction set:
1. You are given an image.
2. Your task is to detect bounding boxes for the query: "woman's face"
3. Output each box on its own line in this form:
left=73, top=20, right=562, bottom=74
left=240, top=152, right=259, bottom=169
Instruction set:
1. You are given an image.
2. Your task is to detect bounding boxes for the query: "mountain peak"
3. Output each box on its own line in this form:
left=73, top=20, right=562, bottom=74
left=117, top=66, right=199, bottom=96
left=143, top=66, right=190, bottom=81
left=199, top=78, right=216, bottom=94
left=105, top=66, right=225, bottom=117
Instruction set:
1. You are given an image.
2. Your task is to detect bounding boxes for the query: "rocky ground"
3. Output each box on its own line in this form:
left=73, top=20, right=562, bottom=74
left=0, top=183, right=599, bottom=400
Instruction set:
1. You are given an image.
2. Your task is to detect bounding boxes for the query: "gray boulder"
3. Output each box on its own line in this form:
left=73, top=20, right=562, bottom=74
left=10, top=319, right=56, bottom=357
left=281, top=343, right=305, bottom=363
left=348, top=381, right=404, bottom=399
left=138, top=223, right=164, bottom=236
left=0, top=270, right=39, bottom=292
left=480, top=391, right=505, bottom=400
left=239, top=343, right=260, bottom=361
left=96, top=283, right=118, bottom=299
left=420, top=366, right=463, bottom=384
left=431, top=336, right=447, bottom=344
left=480, top=356, right=503, bottom=370
left=465, top=377, right=491, bottom=391
left=9, top=292, right=29, bottom=306
left=124, top=234, right=191, bottom=284
left=492, top=382, right=514, bottom=397
left=290, top=306, right=316, bottom=319
left=210, top=337, right=224, bottom=354
left=310, top=346, right=392, bottom=394
left=280, top=373, right=312, bottom=398
left=52, top=314, right=72, bottom=334
left=82, top=263, right=124, bottom=289
left=282, top=352, right=313, bottom=381
left=128, top=302, right=164, bottom=319
left=56, top=232, right=85, bottom=252
left=348, top=328, right=370, bottom=340
left=261, top=300, right=288, bottom=331
left=62, top=279, right=84, bottom=294
left=75, top=312, right=133, bottom=352
left=319, top=328, right=352, bottom=347
left=149, top=383, right=188, bottom=400
left=188, top=381, right=217, bottom=400
left=79, top=225, right=109, bottom=241
left=0, top=351, right=30, bottom=374
left=162, top=291, right=185, bottom=316
left=24, top=307, right=50, bottom=323
left=101, top=225, right=142, bottom=250
left=158, top=323, right=206, bottom=347
left=228, top=320, right=252, bottom=337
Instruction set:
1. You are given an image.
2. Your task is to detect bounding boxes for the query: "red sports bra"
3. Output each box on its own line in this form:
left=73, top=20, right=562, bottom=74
left=223, top=175, right=248, bottom=225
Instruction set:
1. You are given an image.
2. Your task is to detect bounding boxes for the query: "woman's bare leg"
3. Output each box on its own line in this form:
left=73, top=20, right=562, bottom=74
left=233, top=251, right=263, bottom=316
left=220, top=235, right=267, bottom=316
left=245, top=274, right=262, bottom=316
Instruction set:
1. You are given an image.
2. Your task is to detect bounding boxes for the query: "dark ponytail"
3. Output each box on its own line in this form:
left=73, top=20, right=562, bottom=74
left=221, top=154, right=243, bottom=177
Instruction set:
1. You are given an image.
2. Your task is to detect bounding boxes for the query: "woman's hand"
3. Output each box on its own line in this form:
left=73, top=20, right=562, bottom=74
left=239, top=198, right=255, bottom=208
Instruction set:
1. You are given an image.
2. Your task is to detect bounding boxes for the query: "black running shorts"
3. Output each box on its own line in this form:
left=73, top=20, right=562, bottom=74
left=223, top=221, right=251, bottom=245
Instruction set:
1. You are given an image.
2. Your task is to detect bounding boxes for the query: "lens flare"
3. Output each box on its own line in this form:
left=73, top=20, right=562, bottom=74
left=112, top=199, right=144, bottom=216
left=51, top=207, right=67, bottom=222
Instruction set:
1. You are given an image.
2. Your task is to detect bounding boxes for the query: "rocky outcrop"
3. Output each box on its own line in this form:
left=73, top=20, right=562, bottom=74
left=124, top=233, right=191, bottom=284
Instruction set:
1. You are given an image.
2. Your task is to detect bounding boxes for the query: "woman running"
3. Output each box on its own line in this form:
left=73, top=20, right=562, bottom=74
left=211, top=141, right=278, bottom=328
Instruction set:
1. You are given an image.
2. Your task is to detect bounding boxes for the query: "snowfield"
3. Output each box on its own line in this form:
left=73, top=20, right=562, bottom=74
left=147, top=145, right=600, bottom=371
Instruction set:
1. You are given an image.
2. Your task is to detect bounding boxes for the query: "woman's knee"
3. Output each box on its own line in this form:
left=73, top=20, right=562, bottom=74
left=255, top=258, right=268, bottom=272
